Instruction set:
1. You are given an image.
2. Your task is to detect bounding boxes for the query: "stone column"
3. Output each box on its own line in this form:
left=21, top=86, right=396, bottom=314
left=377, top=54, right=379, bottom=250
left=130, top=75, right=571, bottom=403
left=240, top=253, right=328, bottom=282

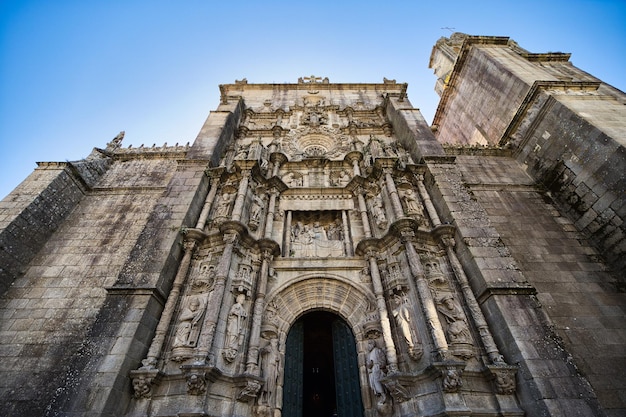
left=284, top=210, right=292, bottom=257
left=401, top=233, right=449, bottom=359
left=383, top=168, right=404, bottom=219
left=264, top=190, right=279, bottom=239
left=356, top=189, right=372, bottom=238
left=232, top=170, right=251, bottom=222
left=140, top=238, right=197, bottom=369
left=195, top=175, right=221, bottom=230
left=195, top=232, right=238, bottom=362
left=367, top=251, right=399, bottom=372
left=442, top=236, right=505, bottom=364
left=245, top=249, right=273, bottom=375
left=416, top=174, right=441, bottom=227
left=341, top=210, right=353, bottom=256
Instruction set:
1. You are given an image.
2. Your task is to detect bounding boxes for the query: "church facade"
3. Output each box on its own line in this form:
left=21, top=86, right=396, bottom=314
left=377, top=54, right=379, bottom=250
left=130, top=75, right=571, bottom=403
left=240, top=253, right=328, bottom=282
left=0, top=35, right=624, bottom=417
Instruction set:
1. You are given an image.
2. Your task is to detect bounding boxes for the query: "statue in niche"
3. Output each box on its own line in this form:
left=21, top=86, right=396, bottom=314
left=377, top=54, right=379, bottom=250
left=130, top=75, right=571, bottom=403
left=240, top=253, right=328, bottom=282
left=367, top=339, right=388, bottom=406
left=401, top=189, right=422, bottom=214
left=259, top=337, right=280, bottom=407
left=173, top=296, right=205, bottom=348
left=249, top=194, right=265, bottom=227
left=436, top=294, right=472, bottom=345
left=223, top=293, right=247, bottom=362
left=391, top=294, right=421, bottom=360
left=371, top=195, right=388, bottom=229
left=215, top=191, right=235, bottom=218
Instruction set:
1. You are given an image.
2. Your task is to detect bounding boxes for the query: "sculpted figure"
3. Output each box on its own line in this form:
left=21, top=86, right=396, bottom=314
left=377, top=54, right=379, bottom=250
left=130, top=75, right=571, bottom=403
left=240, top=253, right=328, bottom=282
left=260, top=338, right=280, bottom=407
left=326, top=219, right=343, bottom=241
left=372, top=196, right=387, bottom=228
left=215, top=191, right=235, bottom=218
left=173, top=296, right=205, bottom=348
left=443, top=369, right=463, bottom=393
left=392, top=295, right=415, bottom=349
left=225, top=294, right=247, bottom=351
left=402, top=189, right=421, bottom=214
left=132, top=375, right=153, bottom=399
left=250, top=195, right=264, bottom=222
left=495, top=372, right=516, bottom=395
left=367, top=340, right=388, bottom=405
left=437, top=295, right=472, bottom=344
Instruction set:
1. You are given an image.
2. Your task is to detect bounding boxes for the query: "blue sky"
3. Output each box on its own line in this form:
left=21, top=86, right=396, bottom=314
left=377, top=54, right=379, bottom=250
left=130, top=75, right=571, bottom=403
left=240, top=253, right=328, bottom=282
left=1, top=0, right=625, bottom=199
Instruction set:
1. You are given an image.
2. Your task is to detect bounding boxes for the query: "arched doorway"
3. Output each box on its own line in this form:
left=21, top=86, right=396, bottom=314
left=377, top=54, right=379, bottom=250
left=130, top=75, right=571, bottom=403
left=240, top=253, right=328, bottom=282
left=283, top=311, right=364, bottom=417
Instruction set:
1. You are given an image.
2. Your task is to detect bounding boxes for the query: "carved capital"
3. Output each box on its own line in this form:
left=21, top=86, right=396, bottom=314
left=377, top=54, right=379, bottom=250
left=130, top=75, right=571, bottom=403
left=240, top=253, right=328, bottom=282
left=487, top=365, right=518, bottom=395
left=442, top=367, right=463, bottom=393
left=381, top=374, right=411, bottom=403
left=223, top=232, right=239, bottom=245
left=236, top=377, right=263, bottom=402
left=186, top=372, right=207, bottom=395
left=130, top=369, right=161, bottom=399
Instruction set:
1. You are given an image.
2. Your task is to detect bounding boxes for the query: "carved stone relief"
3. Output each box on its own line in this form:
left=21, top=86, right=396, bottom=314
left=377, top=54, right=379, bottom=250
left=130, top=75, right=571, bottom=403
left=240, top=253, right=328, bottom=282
left=172, top=296, right=205, bottom=349
left=289, top=213, right=345, bottom=258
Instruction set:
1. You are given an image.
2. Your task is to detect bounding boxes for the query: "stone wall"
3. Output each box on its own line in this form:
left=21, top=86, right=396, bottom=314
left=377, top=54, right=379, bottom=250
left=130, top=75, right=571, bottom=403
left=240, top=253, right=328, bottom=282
left=0, top=155, right=111, bottom=295
left=0, top=152, right=210, bottom=416
left=428, top=154, right=625, bottom=416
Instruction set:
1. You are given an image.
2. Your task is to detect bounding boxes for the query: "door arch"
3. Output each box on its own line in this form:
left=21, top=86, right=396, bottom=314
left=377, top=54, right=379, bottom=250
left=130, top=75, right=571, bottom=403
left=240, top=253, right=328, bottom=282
left=283, top=311, right=364, bottom=417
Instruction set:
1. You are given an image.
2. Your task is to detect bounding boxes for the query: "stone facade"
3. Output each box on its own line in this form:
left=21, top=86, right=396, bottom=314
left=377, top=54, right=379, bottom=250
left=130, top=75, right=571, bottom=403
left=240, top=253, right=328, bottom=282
left=0, top=36, right=624, bottom=417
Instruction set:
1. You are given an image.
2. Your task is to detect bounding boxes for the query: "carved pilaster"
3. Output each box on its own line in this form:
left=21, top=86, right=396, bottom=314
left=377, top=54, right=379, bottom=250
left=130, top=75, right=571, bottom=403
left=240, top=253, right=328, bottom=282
left=196, top=174, right=222, bottom=230
left=366, top=250, right=399, bottom=372
left=264, top=190, right=278, bottom=239
left=415, top=174, right=441, bottom=227
left=139, top=237, right=198, bottom=370
left=442, top=236, right=506, bottom=365
left=356, top=189, right=372, bottom=238
left=383, top=168, right=404, bottom=220
left=232, top=169, right=251, bottom=222
left=400, top=232, right=449, bottom=360
left=195, top=232, right=238, bottom=362
left=245, top=248, right=273, bottom=375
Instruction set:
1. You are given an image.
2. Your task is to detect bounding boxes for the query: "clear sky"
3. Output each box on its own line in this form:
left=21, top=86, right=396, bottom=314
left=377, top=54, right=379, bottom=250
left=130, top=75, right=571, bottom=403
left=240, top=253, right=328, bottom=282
left=1, top=0, right=625, bottom=199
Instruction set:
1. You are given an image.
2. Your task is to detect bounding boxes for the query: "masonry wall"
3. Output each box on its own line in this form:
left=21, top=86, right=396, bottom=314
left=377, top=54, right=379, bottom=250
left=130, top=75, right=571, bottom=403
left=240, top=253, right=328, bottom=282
left=428, top=154, right=625, bottom=416
left=0, top=156, right=206, bottom=416
left=513, top=94, right=626, bottom=278
left=0, top=157, right=110, bottom=295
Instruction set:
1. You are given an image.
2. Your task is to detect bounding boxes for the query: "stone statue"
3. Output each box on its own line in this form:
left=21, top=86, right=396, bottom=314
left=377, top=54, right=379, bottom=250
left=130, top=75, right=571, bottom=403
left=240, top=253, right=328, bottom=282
left=173, top=296, right=205, bottom=348
left=223, top=294, right=247, bottom=362
left=250, top=195, right=264, bottom=222
left=366, top=339, right=388, bottom=405
left=392, top=294, right=415, bottom=350
left=372, top=195, right=387, bottom=229
left=259, top=337, right=280, bottom=407
left=215, top=191, right=235, bottom=218
left=437, top=294, right=472, bottom=344
left=401, top=189, right=421, bottom=214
